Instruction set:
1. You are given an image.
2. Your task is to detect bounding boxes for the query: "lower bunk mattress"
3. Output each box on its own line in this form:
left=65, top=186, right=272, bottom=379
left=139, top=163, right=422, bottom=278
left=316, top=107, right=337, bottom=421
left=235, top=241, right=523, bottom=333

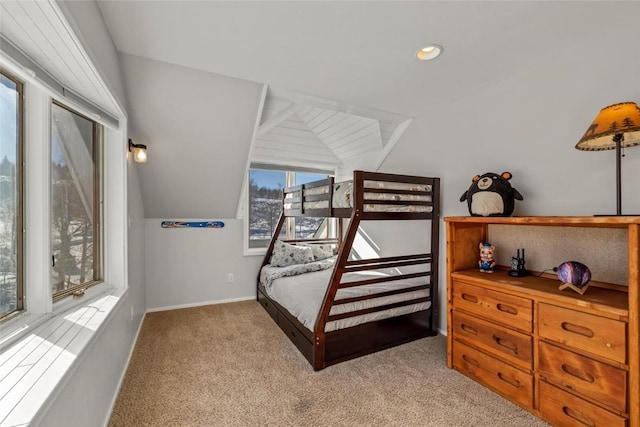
left=260, top=260, right=431, bottom=333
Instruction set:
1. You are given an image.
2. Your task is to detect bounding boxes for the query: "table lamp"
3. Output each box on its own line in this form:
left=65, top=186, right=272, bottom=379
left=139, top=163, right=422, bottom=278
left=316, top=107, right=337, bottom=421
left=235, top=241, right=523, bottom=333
left=576, top=102, right=640, bottom=215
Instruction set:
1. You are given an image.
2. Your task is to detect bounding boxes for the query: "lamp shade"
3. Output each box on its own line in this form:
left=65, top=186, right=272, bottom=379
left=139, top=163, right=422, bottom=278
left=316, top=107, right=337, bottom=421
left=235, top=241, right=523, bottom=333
left=576, top=102, right=640, bottom=151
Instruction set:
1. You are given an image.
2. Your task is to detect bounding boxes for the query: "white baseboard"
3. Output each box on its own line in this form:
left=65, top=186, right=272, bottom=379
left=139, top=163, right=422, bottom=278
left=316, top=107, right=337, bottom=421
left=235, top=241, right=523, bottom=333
left=145, top=295, right=256, bottom=313
left=438, top=327, right=447, bottom=336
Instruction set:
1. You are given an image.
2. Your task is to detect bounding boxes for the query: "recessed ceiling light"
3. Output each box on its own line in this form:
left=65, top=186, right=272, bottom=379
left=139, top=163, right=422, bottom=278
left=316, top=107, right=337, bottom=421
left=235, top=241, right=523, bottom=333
left=416, top=44, right=443, bottom=61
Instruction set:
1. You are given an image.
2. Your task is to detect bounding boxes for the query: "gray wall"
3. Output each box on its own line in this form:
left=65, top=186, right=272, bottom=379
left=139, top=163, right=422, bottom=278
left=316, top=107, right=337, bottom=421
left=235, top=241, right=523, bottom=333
left=145, top=219, right=261, bottom=311
left=380, top=15, right=640, bottom=331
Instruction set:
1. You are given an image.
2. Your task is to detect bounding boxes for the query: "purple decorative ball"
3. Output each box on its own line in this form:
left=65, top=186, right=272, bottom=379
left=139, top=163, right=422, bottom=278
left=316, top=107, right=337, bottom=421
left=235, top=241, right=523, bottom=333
left=557, top=261, right=591, bottom=288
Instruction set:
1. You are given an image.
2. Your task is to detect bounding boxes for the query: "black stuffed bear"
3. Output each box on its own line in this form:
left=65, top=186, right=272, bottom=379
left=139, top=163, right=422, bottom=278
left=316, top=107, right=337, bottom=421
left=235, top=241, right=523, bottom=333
left=460, top=172, right=523, bottom=217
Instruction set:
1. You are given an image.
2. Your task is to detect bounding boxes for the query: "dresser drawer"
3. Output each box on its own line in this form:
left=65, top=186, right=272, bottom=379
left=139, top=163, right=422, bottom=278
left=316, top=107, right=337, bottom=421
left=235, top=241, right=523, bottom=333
left=452, top=281, right=532, bottom=332
left=452, top=340, right=533, bottom=410
left=539, top=341, right=627, bottom=413
left=538, top=303, right=626, bottom=364
left=452, top=310, right=532, bottom=371
left=539, top=381, right=626, bottom=427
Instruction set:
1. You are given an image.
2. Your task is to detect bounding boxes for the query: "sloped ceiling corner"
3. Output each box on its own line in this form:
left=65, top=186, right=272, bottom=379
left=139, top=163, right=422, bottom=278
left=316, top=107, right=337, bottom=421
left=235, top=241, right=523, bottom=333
left=251, top=86, right=412, bottom=173
left=120, top=53, right=263, bottom=218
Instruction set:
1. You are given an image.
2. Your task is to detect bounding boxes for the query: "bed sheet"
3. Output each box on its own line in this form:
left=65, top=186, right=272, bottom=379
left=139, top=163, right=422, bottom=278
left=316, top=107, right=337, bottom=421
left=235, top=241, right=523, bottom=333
left=261, top=264, right=430, bottom=333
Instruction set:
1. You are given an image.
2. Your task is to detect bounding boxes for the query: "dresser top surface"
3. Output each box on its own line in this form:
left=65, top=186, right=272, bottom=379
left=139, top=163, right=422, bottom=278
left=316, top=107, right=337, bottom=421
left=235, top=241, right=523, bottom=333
left=445, top=216, right=640, bottom=227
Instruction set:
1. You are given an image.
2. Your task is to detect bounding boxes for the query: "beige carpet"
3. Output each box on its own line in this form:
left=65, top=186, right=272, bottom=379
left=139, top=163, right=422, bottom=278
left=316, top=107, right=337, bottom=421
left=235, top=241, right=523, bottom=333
left=109, top=300, right=549, bottom=426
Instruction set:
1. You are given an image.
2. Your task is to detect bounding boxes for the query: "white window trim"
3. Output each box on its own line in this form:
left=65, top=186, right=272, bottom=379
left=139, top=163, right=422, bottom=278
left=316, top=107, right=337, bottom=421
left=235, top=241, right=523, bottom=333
left=243, top=171, right=271, bottom=257
left=0, top=65, right=128, bottom=351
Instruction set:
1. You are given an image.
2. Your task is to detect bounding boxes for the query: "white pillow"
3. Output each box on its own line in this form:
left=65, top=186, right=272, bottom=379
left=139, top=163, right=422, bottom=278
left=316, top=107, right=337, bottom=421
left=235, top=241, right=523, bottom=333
left=306, top=244, right=335, bottom=261
left=270, top=241, right=314, bottom=267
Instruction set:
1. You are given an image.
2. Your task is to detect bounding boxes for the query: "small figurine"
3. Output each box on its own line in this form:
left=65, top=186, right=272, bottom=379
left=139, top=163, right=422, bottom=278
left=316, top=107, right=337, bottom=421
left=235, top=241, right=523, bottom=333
left=479, top=242, right=496, bottom=273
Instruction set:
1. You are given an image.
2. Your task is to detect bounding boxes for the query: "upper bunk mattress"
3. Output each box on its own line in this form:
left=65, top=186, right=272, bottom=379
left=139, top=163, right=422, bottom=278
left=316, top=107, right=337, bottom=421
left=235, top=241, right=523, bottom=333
left=260, top=259, right=430, bottom=333
left=284, top=180, right=433, bottom=213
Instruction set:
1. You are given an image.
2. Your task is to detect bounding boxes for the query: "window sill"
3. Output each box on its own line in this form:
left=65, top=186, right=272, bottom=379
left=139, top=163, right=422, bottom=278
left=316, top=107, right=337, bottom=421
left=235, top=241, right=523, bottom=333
left=244, top=247, right=268, bottom=257
left=0, top=286, right=127, bottom=426
left=0, top=282, right=117, bottom=352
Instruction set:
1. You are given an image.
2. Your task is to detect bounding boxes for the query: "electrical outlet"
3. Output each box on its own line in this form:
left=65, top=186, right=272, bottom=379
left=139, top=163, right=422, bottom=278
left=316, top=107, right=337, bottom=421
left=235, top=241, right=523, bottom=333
left=130, top=305, right=134, bottom=321
left=227, top=273, right=234, bottom=283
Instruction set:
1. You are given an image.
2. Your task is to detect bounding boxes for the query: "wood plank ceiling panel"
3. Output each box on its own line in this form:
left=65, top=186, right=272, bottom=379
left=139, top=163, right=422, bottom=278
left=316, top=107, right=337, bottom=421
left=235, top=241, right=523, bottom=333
left=1, top=1, right=118, bottom=117
left=251, top=88, right=411, bottom=172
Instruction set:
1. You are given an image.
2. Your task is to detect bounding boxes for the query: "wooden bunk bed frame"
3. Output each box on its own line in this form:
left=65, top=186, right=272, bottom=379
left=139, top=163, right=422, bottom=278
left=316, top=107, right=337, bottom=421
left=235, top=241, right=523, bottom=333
left=257, top=170, right=441, bottom=370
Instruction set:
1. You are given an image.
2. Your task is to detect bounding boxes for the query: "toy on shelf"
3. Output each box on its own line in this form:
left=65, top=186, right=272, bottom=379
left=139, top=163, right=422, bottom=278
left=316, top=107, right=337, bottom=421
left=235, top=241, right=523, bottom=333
left=557, top=261, right=592, bottom=295
left=508, top=248, right=529, bottom=277
left=478, top=242, right=496, bottom=273
left=460, top=172, right=523, bottom=217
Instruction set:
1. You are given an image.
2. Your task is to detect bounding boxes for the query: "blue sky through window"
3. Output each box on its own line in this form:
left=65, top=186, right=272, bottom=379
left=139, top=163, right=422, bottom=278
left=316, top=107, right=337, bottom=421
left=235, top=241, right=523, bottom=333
left=250, top=170, right=328, bottom=189
left=0, top=76, right=17, bottom=162
left=251, top=170, right=285, bottom=189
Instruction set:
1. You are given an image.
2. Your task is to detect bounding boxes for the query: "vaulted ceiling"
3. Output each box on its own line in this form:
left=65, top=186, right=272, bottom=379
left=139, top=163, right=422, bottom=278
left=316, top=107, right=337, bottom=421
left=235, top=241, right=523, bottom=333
left=5, top=1, right=636, bottom=218
left=92, top=0, right=638, bottom=218
left=253, top=87, right=411, bottom=172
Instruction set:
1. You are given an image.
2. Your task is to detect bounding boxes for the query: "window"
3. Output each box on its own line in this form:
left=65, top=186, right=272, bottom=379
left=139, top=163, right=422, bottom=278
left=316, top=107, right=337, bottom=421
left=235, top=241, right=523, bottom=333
left=248, top=168, right=330, bottom=249
left=0, top=48, right=125, bottom=334
left=0, top=71, right=23, bottom=320
left=50, top=102, right=102, bottom=300
left=248, top=169, right=286, bottom=248
left=292, top=172, right=326, bottom=240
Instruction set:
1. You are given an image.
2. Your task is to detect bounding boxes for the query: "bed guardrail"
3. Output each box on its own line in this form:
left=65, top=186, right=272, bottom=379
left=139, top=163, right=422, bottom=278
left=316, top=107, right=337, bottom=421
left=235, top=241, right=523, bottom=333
left=325, top=252, right=434, bottom=322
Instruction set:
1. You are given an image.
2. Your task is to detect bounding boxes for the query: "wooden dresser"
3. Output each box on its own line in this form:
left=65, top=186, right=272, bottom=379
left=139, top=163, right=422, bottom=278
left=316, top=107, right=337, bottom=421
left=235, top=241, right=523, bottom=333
left=445, top=216, right=639, bottom=427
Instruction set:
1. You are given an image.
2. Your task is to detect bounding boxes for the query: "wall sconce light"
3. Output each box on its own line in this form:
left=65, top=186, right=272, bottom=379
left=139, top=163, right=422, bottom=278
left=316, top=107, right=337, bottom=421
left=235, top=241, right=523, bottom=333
left=128, top=139, right=148, bottom=163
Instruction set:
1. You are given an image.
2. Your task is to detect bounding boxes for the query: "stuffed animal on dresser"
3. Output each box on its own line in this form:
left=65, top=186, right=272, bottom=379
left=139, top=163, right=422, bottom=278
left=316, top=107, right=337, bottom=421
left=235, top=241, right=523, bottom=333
left=460, top=172, right=523, bottom=217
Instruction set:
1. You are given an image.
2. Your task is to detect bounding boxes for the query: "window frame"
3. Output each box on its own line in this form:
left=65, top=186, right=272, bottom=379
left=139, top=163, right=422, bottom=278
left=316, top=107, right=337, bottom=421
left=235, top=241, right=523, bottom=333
left=0, top=58, right=128, bottom=342
left=0, top=69, right=25, bottom=321
left=50, top=100, right=103, bottom=302
left=245, top=167, right=335, bottom=256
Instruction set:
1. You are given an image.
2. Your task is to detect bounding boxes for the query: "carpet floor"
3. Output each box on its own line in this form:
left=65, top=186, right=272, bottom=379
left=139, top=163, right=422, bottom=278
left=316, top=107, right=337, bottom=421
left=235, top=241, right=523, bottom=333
left=109, top=300, right=549, bottom=426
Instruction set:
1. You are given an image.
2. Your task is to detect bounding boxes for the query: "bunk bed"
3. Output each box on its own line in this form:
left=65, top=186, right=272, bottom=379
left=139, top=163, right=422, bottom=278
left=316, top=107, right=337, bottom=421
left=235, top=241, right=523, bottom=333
left=257, top=170, right=441, bottom=370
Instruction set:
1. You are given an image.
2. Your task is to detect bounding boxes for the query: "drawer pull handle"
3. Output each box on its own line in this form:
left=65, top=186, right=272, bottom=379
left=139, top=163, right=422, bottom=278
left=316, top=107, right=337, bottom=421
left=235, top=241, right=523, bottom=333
left=461, top=293, right=478, bottom=303
left=462, top=354, right=480, bottom=367
left=492, top=335, right=518, bottom=354
left=496, top=304, right=518, bottom=315
left=460, top=323, right=478, bottom=335
left=497, top=372, right=521, bottom=388
left=561, top=322, right=595, bottom=338
left=562, top=406, right=595, bottom=427
left=561, top=364, right=595, bottom=384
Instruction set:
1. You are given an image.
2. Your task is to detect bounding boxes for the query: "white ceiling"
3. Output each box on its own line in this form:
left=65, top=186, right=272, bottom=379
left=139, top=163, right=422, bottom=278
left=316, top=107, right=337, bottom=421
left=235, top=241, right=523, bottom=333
left=96, top=1, right=604, bottom=117
left=88, top=1, right=640, bottom=218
